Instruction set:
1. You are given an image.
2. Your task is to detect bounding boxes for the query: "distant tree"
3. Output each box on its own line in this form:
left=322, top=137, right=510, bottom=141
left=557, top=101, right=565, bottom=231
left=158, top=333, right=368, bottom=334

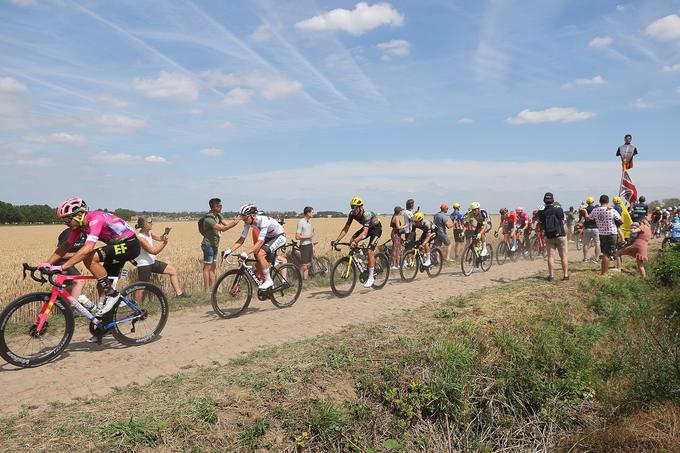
left=113, top=208, right=136, bottom=220
left=662, top=198, right=680, bottom=207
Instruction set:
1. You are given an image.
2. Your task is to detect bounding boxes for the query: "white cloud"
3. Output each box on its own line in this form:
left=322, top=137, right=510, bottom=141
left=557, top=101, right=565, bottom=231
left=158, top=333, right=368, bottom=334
left=222, top=87, right=253, bottom=106
left=200, top=147, right=224, bottom=157
left=588, top=36, right=613, bottom=48
left=133, top=71, right=199, bottom=102
left=10, top=0, right=39, bottom=6
left=663, top=64, right=680, bottom=73
left=633, top=98, right=651, bottom=108
left=189, top=109, right=202, bottom=115
left=251, top=23, right=273, bottom=42
left=506, top=107, right=596, bottom=125
left=457, top=117, right=474, bottom=124
left=96, top=113, right=146, bottom=133
left=23, top=132, right=87, bottom=146
left=400, top=116, right=415, bottom=123
left=93, top=151, right=142, bottom=163
left=203, top=71, right=302, bottom=102
left=295, top=2, right=404, bottom=36
left=561, top=75, right=605, bottom=89
left=216, top=121, right=234, bottom=129
left=376, top=39, right=410, bottom=59
left=144, top=155, right=168, bottom=164
left=98, top=95, right=128, bottom=109
left=646, top=14, right=680, bottom=41
left=616, top=4, right=625, bottom=11
left=0, top=77, right=27, bottom=93
left=676, top=87, right=680, bottom=94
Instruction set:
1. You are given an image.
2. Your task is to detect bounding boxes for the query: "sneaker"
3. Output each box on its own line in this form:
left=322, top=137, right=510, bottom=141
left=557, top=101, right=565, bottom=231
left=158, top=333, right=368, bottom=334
left=258, top=278, right=274, bottom=290
left=391, top=265, right=399, bottom=270
left=93, top=294, right=120, bottom=317
left=363, top=276, right=374, bottom=288
left=175, top=293, right=192, bottom=299
left=86, top=335, right=99, bottom=343
left=480, top=247, right=488, bottom=257
left=563, top=275, right=570, bottom=281
left=423, top=258, right=431, bottom=267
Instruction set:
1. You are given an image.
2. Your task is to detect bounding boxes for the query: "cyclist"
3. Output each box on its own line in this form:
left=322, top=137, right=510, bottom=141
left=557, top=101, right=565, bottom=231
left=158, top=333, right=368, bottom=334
left=37, top=197, right=140, bottom=316
left=450, top=202, right=465, bottom=259
left=661, top=207, right=671, bottom=231
left=516, top=207, right=531, bottom=250
left=651, top=207, right=662, bottom=235
left=412, top=211, right=435, bottom=267
left=223, top=204, right=286, bottom=290
left=495, top=208, right=517, bottom=250
left=464, top=202, right=490, bottom=256
left=332, top=197, right=382, bottom=288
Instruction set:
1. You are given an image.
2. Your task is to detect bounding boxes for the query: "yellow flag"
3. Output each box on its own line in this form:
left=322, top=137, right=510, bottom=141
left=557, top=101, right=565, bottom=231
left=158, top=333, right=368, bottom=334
left=619, top=203, right=633, bottom=239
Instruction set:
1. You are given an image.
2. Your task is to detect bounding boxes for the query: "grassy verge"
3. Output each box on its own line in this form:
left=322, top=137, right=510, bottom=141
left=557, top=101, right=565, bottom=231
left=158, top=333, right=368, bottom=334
left=1, top=251, right=678, bottom=452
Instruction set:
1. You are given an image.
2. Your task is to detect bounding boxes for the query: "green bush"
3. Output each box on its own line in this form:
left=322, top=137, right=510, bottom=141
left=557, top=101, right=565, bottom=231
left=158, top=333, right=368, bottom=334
left=652, top=248, right=680, bottom=287
left=308, top=400, right=346, bottom=443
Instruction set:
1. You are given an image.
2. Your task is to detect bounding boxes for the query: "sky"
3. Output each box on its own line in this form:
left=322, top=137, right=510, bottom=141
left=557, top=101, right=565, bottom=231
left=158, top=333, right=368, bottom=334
left=1, top=0, right=680, bottom=213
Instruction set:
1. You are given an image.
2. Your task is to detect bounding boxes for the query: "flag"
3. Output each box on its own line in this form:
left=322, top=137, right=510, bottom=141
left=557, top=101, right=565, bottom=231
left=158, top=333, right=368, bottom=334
left=619, top=169, right=638, bottom=204
left=619, top=203, right=633, bottom=240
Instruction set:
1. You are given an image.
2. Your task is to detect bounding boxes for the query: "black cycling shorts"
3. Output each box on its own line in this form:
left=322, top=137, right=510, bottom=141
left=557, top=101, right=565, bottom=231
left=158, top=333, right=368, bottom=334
left=352, top=224, right=383, bottom=251
left=96, top=236, right=141, bottom=277
left=136, top=260, right=168, bottom=282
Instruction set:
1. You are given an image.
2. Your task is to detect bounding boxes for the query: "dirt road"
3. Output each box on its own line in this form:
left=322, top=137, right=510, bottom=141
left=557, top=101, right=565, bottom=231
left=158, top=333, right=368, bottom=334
left=0, top=249, right=581, bottom=413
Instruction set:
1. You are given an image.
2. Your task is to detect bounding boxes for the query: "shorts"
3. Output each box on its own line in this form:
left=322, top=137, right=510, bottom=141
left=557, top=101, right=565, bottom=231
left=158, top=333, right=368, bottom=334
left=600, top=235, right=617, bottom=258
left=464, top=230, right=476, bottom=239
left=545, top=236, right=567, bottom=255
left=137, top=260, right=168, bottom=281
left=453, top=229, right=464, bottom=243
left=96, top=237, right=141, bottom=277
left=352, top=224, right=383, bottom=251
left=202, top=244, right=219, bottom=264
left=502, top=224, right=514, bottom=235
left=583, top=228, right=600, bottom=247
left=434, top=232, right=451, bottom=246
left=300, top=243, right=313, bottom=264
left=263, top=235, right=286, bottom=263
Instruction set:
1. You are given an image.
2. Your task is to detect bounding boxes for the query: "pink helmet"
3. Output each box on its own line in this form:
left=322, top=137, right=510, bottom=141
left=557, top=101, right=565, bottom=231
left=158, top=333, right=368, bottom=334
left=56, top=197, right=88, bottom=218
left=515, top=206, right=524, bottom=213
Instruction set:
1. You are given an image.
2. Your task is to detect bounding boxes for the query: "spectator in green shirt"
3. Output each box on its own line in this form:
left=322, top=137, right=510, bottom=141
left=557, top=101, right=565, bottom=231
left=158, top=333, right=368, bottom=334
left=202, top=198, right=239, bottom=291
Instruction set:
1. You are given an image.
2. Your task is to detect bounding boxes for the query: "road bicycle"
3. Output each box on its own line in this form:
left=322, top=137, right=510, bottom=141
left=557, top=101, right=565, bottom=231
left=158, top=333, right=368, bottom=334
left=329, top=242, right=390, bottom=298
left=530, top=229, right=546, bottom=258
left=211, top=254, right=302, bottom=319
left=280, top=240, right=331, bottom=278
left=494, top=231, right=520, bottom=265
left=0, top=264, right=168, bottom=368
left=399, top=241, right=443, bottom=281
left=461, top=237, right=494, bottom=276
left=652, top=221, right=662, bottom=239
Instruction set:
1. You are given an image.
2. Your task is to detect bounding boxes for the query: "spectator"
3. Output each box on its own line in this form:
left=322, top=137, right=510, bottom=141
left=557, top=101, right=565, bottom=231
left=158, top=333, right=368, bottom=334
left=579, top=196, right=601, bottom=262
left=56, top=227, right=87, bottom=299
left=631, top=195, right=649, bottom=222
left=618, top=219, right=651, bottom=278
left=390, top=206, right=407, bottom=269
left=565, top=206, right=577, bottom=242
left=450, top=203, right=465, bottom=260
left=402, top=199, right=415, bottom=242
left=538, top=192, right=569, bottom=281
left=200, top=198, right=239, bottom=291
left=295, top=207, right=315, bottom=279
left=135, top=216, right=190, bottom=298
left=587, top=194, right=622, bottom=276
left=433, top=204, right=454, bottom=260
left=616, top=134, right=638, bottom=170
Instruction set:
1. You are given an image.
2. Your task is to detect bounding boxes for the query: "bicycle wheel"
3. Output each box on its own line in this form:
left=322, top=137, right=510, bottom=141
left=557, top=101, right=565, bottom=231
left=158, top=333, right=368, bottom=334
left=371, top=252, right=390, bottom=289
left=461, top=245, right=476, bottom=276
left=426, top=248, right=443, bottom=278
left=509, top=242, right=519, bottom=262
left=399, top=249, right=419, bottom=282
left=496, top=242, right=509, bottom=266
left=212, top=269, right=253, bottom=318
left=0, top=292, right=74, bottom=368
left=480, top=244, right=493, bottom=272
left=270, top=264, right=302, bottom=308
left=311, top=256, right=331, bottom=277
left=109, top=282, right=169, bottom=346
left=330, top=256, right=357, bottom=298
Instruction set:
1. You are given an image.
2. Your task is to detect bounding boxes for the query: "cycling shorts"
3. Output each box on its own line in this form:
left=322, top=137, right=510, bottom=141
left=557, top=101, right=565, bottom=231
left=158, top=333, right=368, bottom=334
left=96, top=236, right=141, bottom=277
left=263, top=234, right=286, bottom=264
left=352, top=224, right=383, bottom=251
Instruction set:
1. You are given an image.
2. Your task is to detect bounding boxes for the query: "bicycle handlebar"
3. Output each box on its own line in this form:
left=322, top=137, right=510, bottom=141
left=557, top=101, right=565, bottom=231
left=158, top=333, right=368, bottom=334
left=22, top=263, right=65, bottom=288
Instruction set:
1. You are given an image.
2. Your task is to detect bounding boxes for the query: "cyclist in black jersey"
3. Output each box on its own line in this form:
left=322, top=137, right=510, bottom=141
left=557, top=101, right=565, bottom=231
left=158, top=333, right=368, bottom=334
left=332, top=197, right=382, bottom=288
left=464, top=202, right=491, bottom=256
left=413, top=211, right=435, bottom=266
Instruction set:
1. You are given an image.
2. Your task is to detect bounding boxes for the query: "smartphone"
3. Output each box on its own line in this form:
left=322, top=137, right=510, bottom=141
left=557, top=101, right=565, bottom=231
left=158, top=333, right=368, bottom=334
left=164, top=227, right=172, bottom=235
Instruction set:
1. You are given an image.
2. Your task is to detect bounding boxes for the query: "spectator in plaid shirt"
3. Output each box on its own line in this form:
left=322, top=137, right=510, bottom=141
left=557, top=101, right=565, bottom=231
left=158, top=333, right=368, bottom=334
left=585, top=194, right=622, bottom=276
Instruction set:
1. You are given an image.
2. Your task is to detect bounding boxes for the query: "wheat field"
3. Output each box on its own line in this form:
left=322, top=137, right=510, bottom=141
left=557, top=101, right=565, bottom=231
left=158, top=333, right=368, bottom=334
left=0, top=214, right=502, bottom=310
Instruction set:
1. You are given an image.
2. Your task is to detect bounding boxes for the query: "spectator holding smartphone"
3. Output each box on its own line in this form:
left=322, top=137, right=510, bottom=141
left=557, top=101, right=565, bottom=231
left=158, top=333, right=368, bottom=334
left=296, top=206, right=315, bottom=279
left=135, top=216, right=190, bottom=298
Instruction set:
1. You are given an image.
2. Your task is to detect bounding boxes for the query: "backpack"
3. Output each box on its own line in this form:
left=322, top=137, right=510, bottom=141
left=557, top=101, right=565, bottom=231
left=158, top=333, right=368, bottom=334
left=197, top=213, right=210, bottom=236
left=543, top=207, right=562, bottom=239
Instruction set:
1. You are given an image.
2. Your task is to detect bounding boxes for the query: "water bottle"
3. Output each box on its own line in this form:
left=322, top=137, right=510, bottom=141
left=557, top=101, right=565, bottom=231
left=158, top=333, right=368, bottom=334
left=77, top=294, right=95, bottom=311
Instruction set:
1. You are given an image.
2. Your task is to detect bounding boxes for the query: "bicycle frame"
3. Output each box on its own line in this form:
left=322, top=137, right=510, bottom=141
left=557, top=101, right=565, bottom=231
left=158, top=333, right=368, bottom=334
left=231, top=257, right=292, bottom=295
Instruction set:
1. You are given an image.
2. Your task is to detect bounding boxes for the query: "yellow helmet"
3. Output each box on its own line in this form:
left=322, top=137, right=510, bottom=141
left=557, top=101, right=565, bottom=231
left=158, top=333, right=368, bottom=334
left=586, top=196, right=595, bottom=204
left=453, top=202, right=461, bottom=209
left=413, top=211, right=425, bottom=222
left=613, top=196, right=622, bottom=204
left=350, top=197, right=364, bottom=208
left=655, top=206, right=661, bottom=211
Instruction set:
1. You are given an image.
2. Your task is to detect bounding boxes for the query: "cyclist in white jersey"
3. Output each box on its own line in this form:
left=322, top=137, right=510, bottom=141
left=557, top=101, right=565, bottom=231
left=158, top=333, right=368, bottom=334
left=223, top=204, right=286, bottom=289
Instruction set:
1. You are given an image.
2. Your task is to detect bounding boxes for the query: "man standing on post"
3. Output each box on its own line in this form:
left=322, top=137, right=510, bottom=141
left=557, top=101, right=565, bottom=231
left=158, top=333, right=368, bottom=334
left=538, top=193, right=569, bottom=281
left=579, top=196, right=601, bottom=262
left=201, top=198, right=239, bottom=291
left=402, top=199, right=415, bottom=243
left=616, top=134, right=638, bottom=170
left=586, top=195, right=622, bottom=276
left=434, top=204, right=454, bottom=260
left=296, top=206, right=315, bottom=280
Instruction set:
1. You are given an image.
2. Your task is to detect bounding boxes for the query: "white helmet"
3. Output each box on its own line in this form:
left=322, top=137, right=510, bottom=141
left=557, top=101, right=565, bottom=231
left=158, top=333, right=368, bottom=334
left=239, top=204, right=258, bottom=216
left=469, top=201, right=480, bottom=210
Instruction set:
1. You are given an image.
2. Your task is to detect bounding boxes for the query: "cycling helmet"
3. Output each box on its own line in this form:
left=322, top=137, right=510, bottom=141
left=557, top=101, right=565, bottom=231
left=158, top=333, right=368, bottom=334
left=515, top=206, right=524, bottom=213
left=413, top=211, right=425, bottom=222
left=440, top=203, right=448, bottom=211
left=655, top=206, right=661, bottom=211
left=499, top=208, right=508, bottom=215
left=56, top=197, right=88, bottom=218
left=453, top=203, right=461, bottom=209
left=239, top=204, right=258, bottom=216
left=470, top=201, right=480, bottom=210
left=350, top=197, right=364, bottom=208
left=673, top=216, right=680, bottom=223
left=586, top=196, right=595, bottom=204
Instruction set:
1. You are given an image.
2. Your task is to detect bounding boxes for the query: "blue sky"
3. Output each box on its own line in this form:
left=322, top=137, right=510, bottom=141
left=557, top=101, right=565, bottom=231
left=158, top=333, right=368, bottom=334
left=1, top=0, right=679, bottom=213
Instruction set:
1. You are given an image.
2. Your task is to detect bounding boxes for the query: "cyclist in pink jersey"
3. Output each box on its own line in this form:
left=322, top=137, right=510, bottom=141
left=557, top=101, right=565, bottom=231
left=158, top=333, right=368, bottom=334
left=36, top=197, right=140, bottom=316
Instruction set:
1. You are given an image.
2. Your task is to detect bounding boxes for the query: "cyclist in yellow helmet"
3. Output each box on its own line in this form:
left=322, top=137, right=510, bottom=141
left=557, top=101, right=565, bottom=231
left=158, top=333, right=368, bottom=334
left=464, top=202, right=491, bottom=256
left=332, top=197, right=382, bottom=288
left=412, top=211, right=435, bottom=266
